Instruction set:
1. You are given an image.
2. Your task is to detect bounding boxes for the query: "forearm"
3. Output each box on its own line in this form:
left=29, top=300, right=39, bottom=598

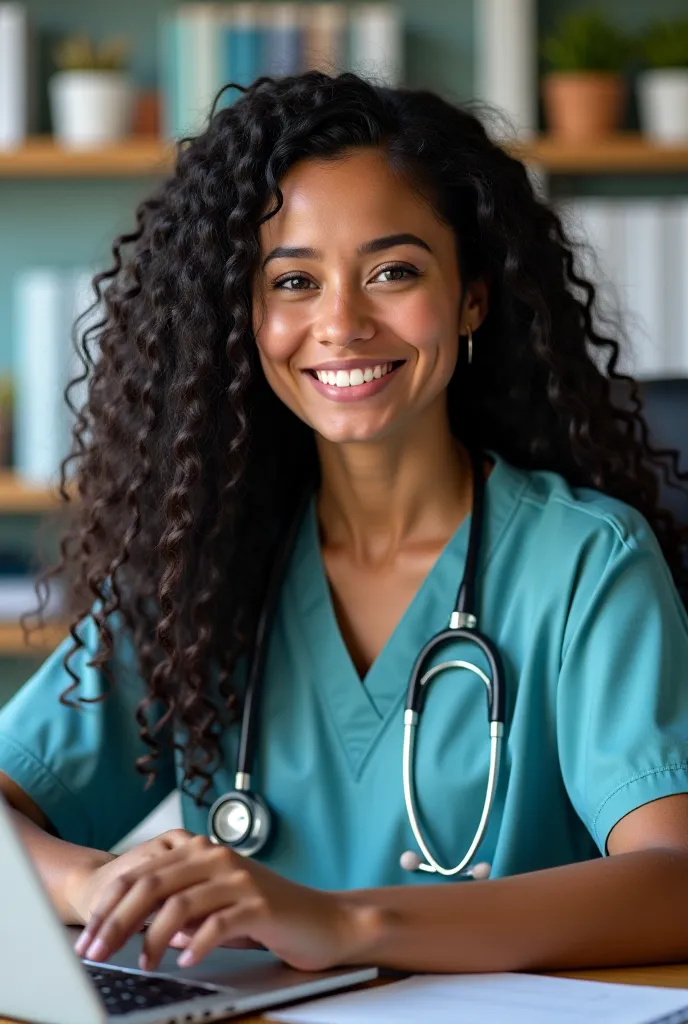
left=341, top=849, right=688, bottom=973
left=10, top=808, right=113, bottom=923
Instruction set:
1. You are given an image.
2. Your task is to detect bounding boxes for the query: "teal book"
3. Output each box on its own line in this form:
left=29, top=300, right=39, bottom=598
left=223, top=2, right=262, bottom=99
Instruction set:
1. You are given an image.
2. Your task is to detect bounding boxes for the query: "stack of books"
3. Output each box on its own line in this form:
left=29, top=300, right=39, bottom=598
left=160, top=2, right=404, bottom=138
left=12, top=268, right=94, bottom=486
left=560, top=197, right=688, bottom=379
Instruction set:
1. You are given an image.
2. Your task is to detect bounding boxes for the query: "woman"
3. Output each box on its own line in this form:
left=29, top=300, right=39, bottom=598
left=1, top=71, right=687, bottom=977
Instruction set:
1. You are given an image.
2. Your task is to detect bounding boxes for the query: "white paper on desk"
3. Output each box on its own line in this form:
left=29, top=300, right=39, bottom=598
left=268, top=972, right=688, bottom=1024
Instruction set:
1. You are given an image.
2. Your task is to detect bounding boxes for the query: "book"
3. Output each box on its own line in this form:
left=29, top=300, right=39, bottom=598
left=301, top=2, right=347, bottom=75
left=263, top=2, right=302, bottom=77
left=0, top=3, right=28, bottom=149
left=475, top=0, right=537, bottom=139
left=349, top=3, right=404, bottom=87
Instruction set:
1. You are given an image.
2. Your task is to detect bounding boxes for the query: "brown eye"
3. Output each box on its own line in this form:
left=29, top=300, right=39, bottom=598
left=273, top=275, right=314, bottom=291
left=374, top=265, right=418, bottom=283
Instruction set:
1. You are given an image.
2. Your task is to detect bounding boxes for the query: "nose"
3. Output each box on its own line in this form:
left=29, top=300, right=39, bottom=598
left=313, top=283, right=376, bottom=349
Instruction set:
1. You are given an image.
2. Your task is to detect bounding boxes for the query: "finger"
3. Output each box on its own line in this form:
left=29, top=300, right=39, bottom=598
left=141, top=881, right=239, bottom=969
left=76, top=837, right=215, bottom=957
left=177, top=901, right=265, bottom=969
left=158, top=828, right=196, bottom=848
left=82, top=859, right=212, bottom=963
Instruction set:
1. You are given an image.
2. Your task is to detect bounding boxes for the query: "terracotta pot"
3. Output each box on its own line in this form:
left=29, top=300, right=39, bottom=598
left=542, top=72, right=625, bottom=140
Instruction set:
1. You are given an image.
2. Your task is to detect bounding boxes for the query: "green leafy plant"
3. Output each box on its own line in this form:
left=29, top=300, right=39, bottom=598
left=639, top=19, right=688, bottom=69
left=53, top=34, right=130, bottom=73
left=0, top=377, right=13, bottom=410
left=541, top=10, right=630, bottom=73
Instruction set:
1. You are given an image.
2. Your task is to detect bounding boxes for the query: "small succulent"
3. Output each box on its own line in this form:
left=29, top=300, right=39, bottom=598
left=53, top=34, right=130, bottom=73
left=639, top=18, right=688, bottom=70
left=0, top=377, right=13, bottom=410
left=541, top=10, right=631, bottom=73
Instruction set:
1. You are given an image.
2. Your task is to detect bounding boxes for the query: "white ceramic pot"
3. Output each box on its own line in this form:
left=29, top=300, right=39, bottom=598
left=637, top=68, right=688, bottom=143
left=49, top=70, right=133, bottom=148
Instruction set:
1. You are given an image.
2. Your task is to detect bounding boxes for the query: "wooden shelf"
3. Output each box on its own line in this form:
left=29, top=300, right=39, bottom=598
left=1, top=134, right=688, bottom=178
left=513, top=133, right=688, bottom=173
left=0, top=471, right=67, bottom=513
left=0, top=136, right=174, bottom=178
left=0, top=620, right=66, bottom=656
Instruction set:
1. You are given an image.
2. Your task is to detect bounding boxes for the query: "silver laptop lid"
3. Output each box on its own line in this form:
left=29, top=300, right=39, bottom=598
left=0, top=790, right=107, bottom=1024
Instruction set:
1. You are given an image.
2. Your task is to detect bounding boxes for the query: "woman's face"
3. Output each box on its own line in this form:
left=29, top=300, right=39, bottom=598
left=252, top=147, right=484, bottom=445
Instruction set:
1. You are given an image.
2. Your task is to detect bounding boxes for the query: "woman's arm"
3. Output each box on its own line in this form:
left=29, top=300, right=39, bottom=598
left=341, top=794, right=688, bottom=972
left=1, top=772, right=114, bottom=922
left=72, top=793, right=688, bottom=974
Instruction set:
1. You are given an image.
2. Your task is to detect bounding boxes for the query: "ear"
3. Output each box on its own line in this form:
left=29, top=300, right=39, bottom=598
left=460, top=277, right=489, bottom=333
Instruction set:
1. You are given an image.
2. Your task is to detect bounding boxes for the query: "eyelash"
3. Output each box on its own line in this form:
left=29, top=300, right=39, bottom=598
left=271, top=263, right=420, bottom=291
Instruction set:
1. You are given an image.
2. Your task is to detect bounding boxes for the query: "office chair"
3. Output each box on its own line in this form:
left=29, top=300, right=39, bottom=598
left=633, top=378, right=688, bottom=530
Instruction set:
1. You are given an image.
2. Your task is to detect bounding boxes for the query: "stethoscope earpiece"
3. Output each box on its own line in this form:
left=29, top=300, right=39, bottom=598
left=400, top=850, right=492, bottom=880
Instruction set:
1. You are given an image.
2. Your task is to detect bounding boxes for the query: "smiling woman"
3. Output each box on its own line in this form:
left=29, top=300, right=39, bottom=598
left=0, top=70, right=687, bottom=980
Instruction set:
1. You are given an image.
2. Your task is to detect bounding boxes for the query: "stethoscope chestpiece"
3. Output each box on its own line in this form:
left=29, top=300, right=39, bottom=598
left=207, top=788, right=272, bottom=856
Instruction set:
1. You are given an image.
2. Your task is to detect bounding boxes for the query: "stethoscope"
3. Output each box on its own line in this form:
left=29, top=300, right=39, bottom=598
left=208, top=448, right=506, bottom=880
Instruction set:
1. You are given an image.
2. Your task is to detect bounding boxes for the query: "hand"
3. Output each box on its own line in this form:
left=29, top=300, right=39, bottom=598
left=65, top=829, right=196, bottom=926
left=72, top=834, right=380, bottom=972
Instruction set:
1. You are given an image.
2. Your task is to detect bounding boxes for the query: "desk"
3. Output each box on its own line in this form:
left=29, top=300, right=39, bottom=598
left=5, top=964, right=686, bottom=1024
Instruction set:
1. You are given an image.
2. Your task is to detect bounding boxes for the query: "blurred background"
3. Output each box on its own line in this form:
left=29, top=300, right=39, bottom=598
left=0, top=0, right=688, bottom=712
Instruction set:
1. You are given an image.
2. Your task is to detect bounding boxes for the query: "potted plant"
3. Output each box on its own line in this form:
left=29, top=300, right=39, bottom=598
left=636, top=19, right=688, bottom=143
left=49, top=35, right=134, bottom=148
left=0, top=377, right=13, bottom=469
left=540, top=10, right=630, bottom=141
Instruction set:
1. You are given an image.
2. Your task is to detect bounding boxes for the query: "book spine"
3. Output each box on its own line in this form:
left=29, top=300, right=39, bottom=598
left=301, top=2, right=347, bottom=75
left=12, top=269, right=65, bottom=484
left=159, top=13, right=179, bottom=139
left=680, top=200, right=688, bottom=377
left=263, top=2, right=302, bottom=77
left=63, top=269, right=97, bottom=479
left=349, top=3, right=404, bottom=87
left=0, top=3, right=28, bottom=148
left=475, top=0, right=536, bottom=139
left=184, top=3, right=222, bottom=132
left=620, top=201, right=665, bottom=378
left=227, top=2, right=263, bottom=91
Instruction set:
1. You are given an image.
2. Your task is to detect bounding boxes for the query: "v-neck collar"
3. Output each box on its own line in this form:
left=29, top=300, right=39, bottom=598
left=289, top=451, right=528, bottom=779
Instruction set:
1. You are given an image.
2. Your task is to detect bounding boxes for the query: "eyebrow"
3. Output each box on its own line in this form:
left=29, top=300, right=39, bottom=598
left=261, top=232, right=432, bottom=268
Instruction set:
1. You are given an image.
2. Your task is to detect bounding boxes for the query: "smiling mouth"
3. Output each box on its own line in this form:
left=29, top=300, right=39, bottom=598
left=306, top=360, right=405, bottom=388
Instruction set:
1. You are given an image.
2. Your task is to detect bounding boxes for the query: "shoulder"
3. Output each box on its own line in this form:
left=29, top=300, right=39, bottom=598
left=494, top=452, right=659, bottom=563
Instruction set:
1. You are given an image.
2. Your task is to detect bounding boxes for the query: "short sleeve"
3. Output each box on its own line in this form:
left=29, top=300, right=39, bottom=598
left=557, top=517, right=688, bottom=855
left=0, top=611, right=175, bottom=851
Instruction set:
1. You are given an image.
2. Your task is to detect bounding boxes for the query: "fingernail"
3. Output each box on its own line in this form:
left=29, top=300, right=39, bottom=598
left=177, top=950, right=195, bottom=967
left=85, top=938, right=107, bottom=961
left=138, top=953, right=149, bottom=971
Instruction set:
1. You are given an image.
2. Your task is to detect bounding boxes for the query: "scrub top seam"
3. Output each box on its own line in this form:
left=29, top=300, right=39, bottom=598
left=591, top=762, right=688, bottom=847
left=0, top=731, right=86, bottom=833
left=519, top=494, right=634, bottom=551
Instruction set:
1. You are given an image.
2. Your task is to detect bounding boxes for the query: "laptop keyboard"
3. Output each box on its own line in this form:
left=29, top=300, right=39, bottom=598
left=85, top=963, right=219, bottom=1016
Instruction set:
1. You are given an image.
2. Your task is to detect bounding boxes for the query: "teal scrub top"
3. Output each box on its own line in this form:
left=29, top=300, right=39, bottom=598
left=1, top=451, right=688, bottom=891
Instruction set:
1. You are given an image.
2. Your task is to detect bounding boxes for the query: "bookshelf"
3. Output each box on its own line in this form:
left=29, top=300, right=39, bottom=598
left=0, top=470, right=65, bottom=513
left=0, top=621, right=66, bottom=656
left=2, top=135, right=688, bottom=178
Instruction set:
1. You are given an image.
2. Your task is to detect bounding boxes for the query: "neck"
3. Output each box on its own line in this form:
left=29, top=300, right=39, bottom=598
left=315, top=397, right=473, bottom=565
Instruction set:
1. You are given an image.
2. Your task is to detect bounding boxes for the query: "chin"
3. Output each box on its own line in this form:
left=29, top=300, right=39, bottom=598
left=313, top=419, right=397, bottom=445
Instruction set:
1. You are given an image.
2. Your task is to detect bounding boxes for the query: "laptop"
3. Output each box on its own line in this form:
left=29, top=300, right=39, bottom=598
left=0, top=791, right=378, bottom=1023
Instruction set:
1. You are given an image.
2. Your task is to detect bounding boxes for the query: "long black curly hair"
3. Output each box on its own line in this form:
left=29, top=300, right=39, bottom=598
left=26, top=70, right=688, bottom=803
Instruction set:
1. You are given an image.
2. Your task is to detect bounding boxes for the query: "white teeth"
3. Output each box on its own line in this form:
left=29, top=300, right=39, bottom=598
left=314, top=362, right=397, bottom=387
